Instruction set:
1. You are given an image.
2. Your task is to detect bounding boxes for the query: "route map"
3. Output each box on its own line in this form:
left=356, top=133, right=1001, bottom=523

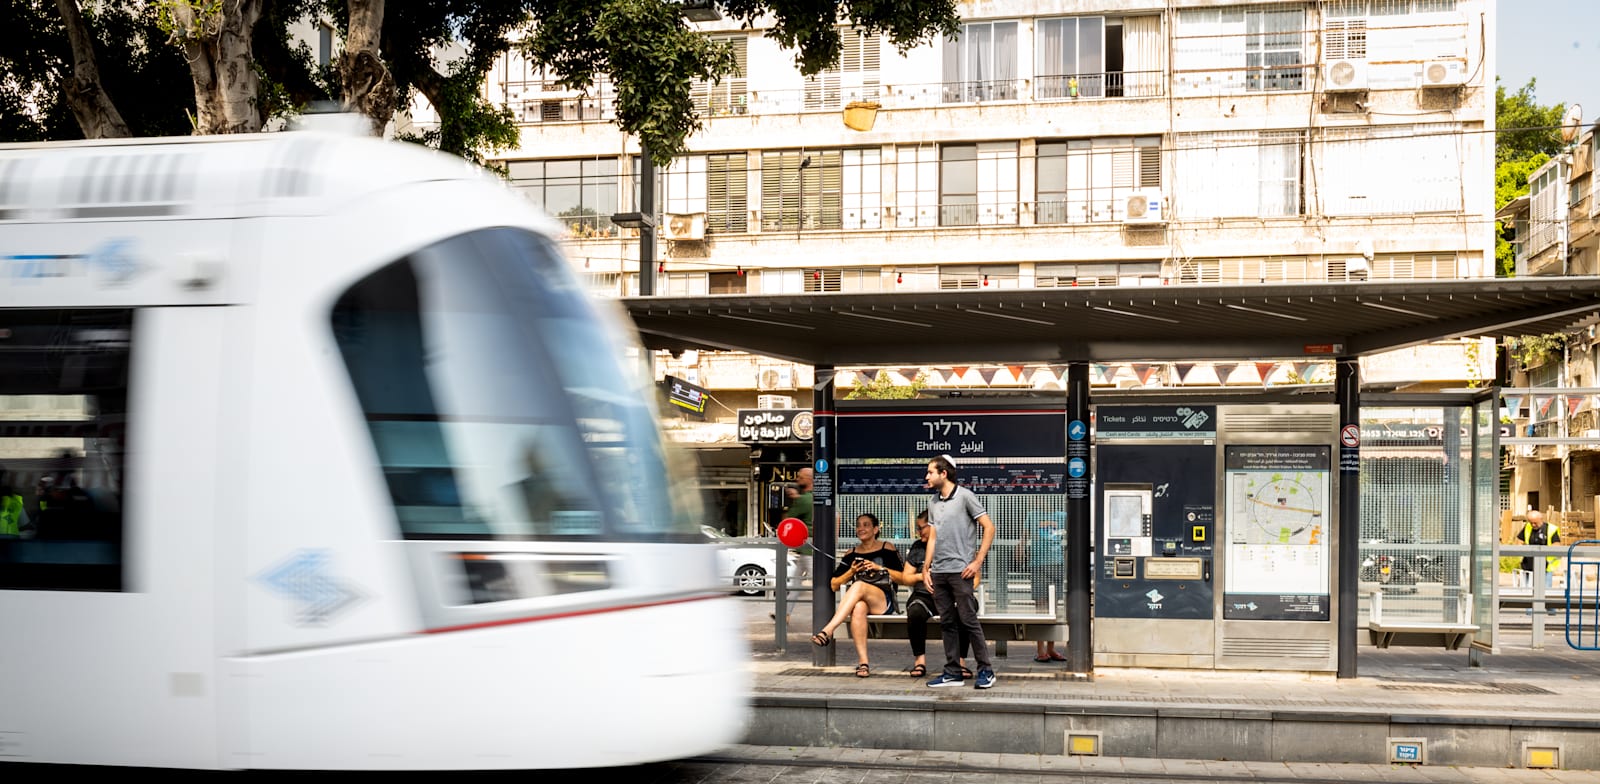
left=1223, top=445, right=1332, bottom=620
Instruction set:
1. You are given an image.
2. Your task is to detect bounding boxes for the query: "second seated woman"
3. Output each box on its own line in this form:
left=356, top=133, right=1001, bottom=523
left=810, top=512, right=903, bottom=678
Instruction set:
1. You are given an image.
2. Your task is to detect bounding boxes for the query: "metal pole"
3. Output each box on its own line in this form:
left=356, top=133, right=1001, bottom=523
left=1065, top=362, right=1093, bottom=678
left=1336, top=357, right=1361, bottom=678
left=639, top=142, right=656, bottom=296
left=813, top=365, right=837, bottom=667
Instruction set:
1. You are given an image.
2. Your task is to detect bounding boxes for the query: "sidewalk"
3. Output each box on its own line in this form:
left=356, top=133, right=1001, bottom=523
left=737, top=601, right=1600, bottom=771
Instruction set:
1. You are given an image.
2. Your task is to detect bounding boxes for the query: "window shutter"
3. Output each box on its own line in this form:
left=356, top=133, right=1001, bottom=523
left=1139, top=146, right=1162, bottom=188
left=708, top=153, right=747, bottom=233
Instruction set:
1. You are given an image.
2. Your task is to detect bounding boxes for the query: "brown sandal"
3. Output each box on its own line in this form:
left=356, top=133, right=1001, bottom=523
left=855, top=663, right=871, bottom=678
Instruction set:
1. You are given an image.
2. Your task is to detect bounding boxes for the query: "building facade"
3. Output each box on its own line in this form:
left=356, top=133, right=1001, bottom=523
left=486, top=0, right=1497, bottom=533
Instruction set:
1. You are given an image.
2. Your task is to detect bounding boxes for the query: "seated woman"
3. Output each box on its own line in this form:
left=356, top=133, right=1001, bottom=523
left=895, top=509, right=971, bottom=679
left=810, top=512, right=902, bottom=678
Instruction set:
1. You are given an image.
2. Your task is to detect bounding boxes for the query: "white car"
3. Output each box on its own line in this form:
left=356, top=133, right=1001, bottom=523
left=702, top=525, right=802, bottom=596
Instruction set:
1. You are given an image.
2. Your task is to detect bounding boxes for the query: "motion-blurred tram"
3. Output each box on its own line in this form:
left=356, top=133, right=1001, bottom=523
left=0, top=128, right=749, bottom=770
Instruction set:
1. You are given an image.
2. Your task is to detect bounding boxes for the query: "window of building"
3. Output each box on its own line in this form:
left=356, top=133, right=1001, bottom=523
left=895, top=145, right=938, bottom=228
left=1173, top=131, right=1303, bottom=219
left=939, top=265, right=1021, bottom=289
left=1036, top=137, right=1161, bottom=224
left=842, top=148, right=882, bottom=229
left=942, top=21, right=1018, bottom=102
left=804, top=270, right=841, bottom=292
left=0, top=308, right=129, bottom=591
left=839, top=267, right=885, bottom=292
left=709, top=271, right=747, bottom=294
left=1037, top=17, right=1108, bottom=98
left=319, top=23, right=334, bottom=67
left=1174, top=5, right=1305, bottom=96
left=892, top=265, right=939, bottom=290
left=1318, top=124, right=1462, bottom=215
left=939, top=142, right=1018, bottom=226
left=1323, top=1, right=1467, bottom=89
left=693, top=34, right=749, bottom=116
left=761, top=150, right=842, bottom=231
left=707, top=153, right=748, bottom=234
left=761, top=269, right=805, bottom=294
left=806, top=27, right=881, bottom=109
left=1037, top=261, right=1161, bottom=287
left=510, top=158, right=621, bottom=238
left=660, top=272, right=709, bottom=296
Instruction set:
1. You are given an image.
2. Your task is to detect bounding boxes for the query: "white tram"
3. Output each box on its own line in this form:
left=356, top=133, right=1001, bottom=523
left=0, top=129, right=750, bottom=770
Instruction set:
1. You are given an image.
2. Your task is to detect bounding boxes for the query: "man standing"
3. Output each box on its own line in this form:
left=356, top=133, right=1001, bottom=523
left=1514, top=510, right=1560, bottom=591
left=777, top=467, right=814, bottom=622
left=921, top=455, right=996, bottom=689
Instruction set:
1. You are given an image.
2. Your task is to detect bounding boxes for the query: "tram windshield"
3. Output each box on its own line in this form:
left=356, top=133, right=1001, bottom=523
left=332, top=227, right=690, bottom=540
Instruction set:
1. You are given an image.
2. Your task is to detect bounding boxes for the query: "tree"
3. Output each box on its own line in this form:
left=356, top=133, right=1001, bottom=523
left=11, top=0, right=960, bottom=165
left=1, top=1, right=196, bottom=141
left=844, top=371, right=927, bottom=401
left=1494, top=78, right=1565, bottom=277
left=526, top=0, right=960, bottom=161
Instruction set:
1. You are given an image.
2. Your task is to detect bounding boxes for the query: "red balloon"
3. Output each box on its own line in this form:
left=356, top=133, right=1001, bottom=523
left=777, top=517, right=809, bottom=548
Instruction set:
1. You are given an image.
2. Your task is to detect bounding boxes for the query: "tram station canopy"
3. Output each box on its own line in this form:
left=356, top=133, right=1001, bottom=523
left=622, top=278, right=1600, bottom=365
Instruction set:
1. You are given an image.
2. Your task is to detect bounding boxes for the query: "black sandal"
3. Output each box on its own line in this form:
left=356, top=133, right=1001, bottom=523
left=855, top=663, right=871, bottom=678
left=960, top=666, right=974, bottom=680
left=810, top=630, right=832, bottom=647
left=908, top=663, right=927, bottom=677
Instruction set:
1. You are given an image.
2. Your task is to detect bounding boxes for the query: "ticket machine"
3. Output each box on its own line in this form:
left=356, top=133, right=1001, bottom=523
left=1094, top=406, right=1217, bottom=668
left=1094, top=403, right=1341, bottom=672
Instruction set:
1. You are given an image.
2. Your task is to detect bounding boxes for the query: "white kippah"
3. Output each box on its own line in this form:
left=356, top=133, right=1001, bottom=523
left=940, top=454, right=958, bottom=468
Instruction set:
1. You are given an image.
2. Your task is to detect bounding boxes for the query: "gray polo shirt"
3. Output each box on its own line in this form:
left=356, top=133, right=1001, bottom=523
left=928, top=484, right=988, bottom=573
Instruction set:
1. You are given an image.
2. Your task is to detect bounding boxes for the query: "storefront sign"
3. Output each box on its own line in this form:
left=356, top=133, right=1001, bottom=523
left=837, top=409, right=1066, bottom=495
left=737, top=409, right=812, bottom=443
left=664, top=375, right=708, bottom=418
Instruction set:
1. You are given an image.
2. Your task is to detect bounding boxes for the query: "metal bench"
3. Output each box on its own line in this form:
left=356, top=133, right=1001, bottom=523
left=835, top=583, right=1068, bottom=653
left=1366, top=588, right=1477, bottom=650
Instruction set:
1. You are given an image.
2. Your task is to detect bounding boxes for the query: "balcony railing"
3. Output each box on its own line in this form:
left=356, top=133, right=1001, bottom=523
left=1035, top=70, right=1164, bottom=100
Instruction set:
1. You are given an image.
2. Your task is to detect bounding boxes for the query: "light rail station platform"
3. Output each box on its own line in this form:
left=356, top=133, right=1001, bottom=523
left=735, top=603, right=1600, bottom=773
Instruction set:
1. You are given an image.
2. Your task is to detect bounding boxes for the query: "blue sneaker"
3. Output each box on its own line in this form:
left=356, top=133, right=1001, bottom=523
left=975, top=668, right=997, bottom=689
left=926, top=673, right=964, bottom=688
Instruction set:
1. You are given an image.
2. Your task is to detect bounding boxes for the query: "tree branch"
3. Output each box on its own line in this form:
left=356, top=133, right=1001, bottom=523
left=54, top=0, right=131, bottom=138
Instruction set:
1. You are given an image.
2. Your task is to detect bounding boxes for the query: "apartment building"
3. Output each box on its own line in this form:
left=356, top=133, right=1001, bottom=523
left=487, top=0, right=1496, bottom=532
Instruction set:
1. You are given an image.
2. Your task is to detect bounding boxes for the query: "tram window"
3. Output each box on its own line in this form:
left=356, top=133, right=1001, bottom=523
left=332, top=228, right=690, bottom=541
left=0, top=309, right=129, bottom=591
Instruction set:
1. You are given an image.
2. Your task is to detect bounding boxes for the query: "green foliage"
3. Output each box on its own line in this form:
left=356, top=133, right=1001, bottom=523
left=844, top=371, right=927, bottom=400
left=1505, top=333, right=1569, bottom=369
left=0, top=0, right=195, bottom=141
left=527, top=0, right=959, bottom=162
left=1493, top=79, right=1566, bottom=277
left=392, top=60, right=519, bottom=164
left=1495, top=78, right=1565, bottom=165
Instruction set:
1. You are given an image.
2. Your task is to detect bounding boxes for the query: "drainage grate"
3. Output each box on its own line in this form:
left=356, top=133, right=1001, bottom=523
left=1379, top=681, right=1553, bottom=695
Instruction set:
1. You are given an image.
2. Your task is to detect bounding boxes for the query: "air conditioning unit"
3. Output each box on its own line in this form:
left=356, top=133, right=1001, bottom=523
left=1123, top=189, right=1165, bottom=225
left=757, top=366, right=795, bottom=391
left=1420, top=59, right=1466, bottom=89
left=1324, top=59, right=1368, bottom=92
left=757, top=394, right=794, bottom=409
left=661, top=212, right=706, bottom=241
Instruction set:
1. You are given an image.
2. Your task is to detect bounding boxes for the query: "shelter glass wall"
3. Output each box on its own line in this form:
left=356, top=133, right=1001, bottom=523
left=1358, top=406, right=1474, bottom=629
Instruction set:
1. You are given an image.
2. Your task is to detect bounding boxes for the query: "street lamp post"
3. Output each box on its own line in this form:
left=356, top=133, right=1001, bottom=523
left=611, top=143, right=657, bottom=296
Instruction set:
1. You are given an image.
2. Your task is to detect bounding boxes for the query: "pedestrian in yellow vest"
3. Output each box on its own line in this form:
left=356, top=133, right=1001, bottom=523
left=1514, top=510, right=1561, bottom=586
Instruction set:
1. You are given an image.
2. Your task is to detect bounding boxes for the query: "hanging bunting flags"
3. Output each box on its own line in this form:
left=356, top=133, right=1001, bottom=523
left=1006, top=365, right=1025, bottom=382
left=1535, top=395, right=1554, bottom=418
left=1292, top=362, right=1316, bottom=382
left=1135, top=364, right=1161, bottom=386
left=1174, top=363, right=1197, bottom=384
left=1567, top=396, right=1584, bottom=418
left=951, top=366, right=970, bottom=382
left=976, top=367, right=999, bottom=386
left=1502, top=395, right=1523, bottom=419
left=1213, top=363, right=1238, bottom=384
left=1255, top=362, right=1278, bottom=383
left=899, top=367, right=922, bottom=382
left=1091, top=364, right=1109, bottom=384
